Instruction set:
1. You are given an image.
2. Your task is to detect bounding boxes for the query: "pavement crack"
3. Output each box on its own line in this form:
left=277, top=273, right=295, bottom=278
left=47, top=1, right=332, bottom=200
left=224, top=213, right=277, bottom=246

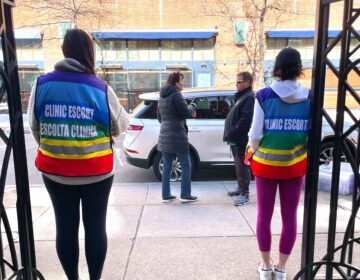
left=237, top=207, right=256, bottom=235
left=122, top=183, right=148, bottom=280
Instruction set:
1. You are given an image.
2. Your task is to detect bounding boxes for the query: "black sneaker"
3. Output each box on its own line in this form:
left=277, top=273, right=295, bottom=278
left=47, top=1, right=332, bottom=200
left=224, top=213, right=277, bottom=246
left=227, top=189, right=241, bottom=196
left=180, top=196, right=198, bottom=203
left=162, top=195, right=176, bottom=203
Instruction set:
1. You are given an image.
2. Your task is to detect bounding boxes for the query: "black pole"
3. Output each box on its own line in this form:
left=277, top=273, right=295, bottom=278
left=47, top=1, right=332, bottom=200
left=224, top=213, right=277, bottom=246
left=300, top=0, right=329, bottom=279
left=325, top=0, right=352, bottom=277
left=0, top=1, right=37, bottom=279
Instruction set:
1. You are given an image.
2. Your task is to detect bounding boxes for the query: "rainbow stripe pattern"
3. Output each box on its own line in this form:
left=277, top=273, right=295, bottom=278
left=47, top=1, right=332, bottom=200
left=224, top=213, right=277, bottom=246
left=34, top=70, right=113, bottom=176
left=251, top=88, right=311, bottom=179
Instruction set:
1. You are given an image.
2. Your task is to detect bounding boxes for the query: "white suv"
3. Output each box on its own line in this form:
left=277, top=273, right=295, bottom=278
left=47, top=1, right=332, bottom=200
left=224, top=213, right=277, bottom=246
left=123, top=88, right=235, bottom=181
left=123, top=88, right=358, bottom=181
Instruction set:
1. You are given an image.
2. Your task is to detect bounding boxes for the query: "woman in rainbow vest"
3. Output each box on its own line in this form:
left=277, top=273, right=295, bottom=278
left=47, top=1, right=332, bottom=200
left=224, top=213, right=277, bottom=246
left=28, top=29, right=129, bottom=280
left=248, top=47, right=311, bottom=280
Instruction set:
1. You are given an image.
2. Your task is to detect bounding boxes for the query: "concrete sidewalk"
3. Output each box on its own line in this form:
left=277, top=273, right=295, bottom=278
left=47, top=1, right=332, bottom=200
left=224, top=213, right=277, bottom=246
left=2, top=181, right=359, bottom=279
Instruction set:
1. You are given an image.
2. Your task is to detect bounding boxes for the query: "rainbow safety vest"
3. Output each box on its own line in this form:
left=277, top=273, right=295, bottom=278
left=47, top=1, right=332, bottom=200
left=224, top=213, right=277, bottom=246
left=251, top=88, right=311, bottom=180
left=34, top=70, right=113, bottom=177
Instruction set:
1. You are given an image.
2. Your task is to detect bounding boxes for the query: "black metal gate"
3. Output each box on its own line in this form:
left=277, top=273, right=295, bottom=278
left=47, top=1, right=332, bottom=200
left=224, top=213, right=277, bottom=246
left=0, top=0, right=43, bottom=279
left=295, top=0, right=360, bottom=279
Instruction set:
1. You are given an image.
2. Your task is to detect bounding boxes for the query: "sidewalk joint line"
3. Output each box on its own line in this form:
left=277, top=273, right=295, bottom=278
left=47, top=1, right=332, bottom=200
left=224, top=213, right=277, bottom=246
left=237, top=207, right=256, bottom=235
left=121, top=183, right=149, bottom=280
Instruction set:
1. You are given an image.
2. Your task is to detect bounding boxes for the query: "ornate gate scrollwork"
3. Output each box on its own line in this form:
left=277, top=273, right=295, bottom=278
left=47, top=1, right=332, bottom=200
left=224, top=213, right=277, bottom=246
left=0, top=0, right=43, bottom=279
left=296, top=0, right=360, bottom=279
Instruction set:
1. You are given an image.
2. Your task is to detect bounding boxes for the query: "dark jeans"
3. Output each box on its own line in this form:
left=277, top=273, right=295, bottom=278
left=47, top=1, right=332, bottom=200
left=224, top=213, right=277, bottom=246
left=231, top=145, right=251, bottom=195
left=161, top=151, right=192, bottom=199
left=43, top=175, right=113, bottom=280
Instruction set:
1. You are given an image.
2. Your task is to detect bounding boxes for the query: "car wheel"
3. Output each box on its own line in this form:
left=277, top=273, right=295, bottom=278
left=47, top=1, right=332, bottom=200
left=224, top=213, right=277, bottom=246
left=319, top=141, right=348, bottom=165
left=153, top=151, right=195, bottom=182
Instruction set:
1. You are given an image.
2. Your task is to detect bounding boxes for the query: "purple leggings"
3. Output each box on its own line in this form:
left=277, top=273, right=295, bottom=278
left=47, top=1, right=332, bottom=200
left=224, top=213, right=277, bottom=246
left=255, top=176, right=304, bottom=255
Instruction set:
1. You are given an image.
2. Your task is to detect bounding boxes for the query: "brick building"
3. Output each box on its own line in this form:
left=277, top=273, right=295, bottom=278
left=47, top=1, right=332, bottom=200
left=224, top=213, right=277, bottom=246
left=10, top=0, right=360, bottom=110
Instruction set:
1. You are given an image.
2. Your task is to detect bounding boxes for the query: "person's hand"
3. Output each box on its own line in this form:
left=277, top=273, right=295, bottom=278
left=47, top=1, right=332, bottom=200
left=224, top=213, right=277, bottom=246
left=244, top=145, right=253, bottom=166
left=189, top=100, right=197, bottom=109
left=189, top=99, right=197, bottom=118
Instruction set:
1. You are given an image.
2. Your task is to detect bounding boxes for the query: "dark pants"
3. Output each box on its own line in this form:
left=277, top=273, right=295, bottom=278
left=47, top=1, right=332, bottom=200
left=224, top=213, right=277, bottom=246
left=43, top=175, right=113, bottom=280
left=231, top=145, right=251, bottom=195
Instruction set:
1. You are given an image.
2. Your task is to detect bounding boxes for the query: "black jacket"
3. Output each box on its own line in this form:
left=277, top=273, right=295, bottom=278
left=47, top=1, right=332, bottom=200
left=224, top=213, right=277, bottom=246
left=223, top=88, right=255, bottom=154
left=157, top=85, right=196, bottom=153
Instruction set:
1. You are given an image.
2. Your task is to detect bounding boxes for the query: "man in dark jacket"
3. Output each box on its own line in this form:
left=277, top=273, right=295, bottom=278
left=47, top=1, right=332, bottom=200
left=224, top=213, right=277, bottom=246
left=223, top=71, right=255, bottom=206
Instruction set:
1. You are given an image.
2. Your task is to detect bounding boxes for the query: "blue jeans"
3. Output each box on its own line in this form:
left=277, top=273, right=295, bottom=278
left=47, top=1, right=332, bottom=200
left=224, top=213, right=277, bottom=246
left=161, top=151, right=192, bottom=199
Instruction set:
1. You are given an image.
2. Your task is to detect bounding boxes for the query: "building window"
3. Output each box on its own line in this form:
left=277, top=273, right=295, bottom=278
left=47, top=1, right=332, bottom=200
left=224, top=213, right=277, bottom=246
left=129, top=70, right=160, bottom=91
left=193, top=38, right=215, bottom=61
left=128, top=40, right=159, bottom=61
left=266, top=37, right=359, bottom=68
left=98, top=70, right=128, bottom=92
left=93, top=36, right=216, bottom=110
left=95, top=40, right=126, bottom=62
left=127, top=71, right=160, bottom=110
left=17, top=68, right=43, bottom=110
left=288, top=39, right=303, bottom=48
left=161, top=40, right=192, bottom=61
left=18, top=68, right=42, bottom=92
left=265, top=38, right=287, bottom=60
left=287, top=38, right=315, bottom=61
left=16, top=40, right=43, bottom=62
left=95, top=38, right=216, bottom=63
left=300, top=38, right=314, bottom=61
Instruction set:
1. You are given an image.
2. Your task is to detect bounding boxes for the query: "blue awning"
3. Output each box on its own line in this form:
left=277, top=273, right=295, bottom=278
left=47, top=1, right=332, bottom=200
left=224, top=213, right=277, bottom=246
left=14, top=28, right=42, bottom=40
left=267, top=30, right=343, bottom=38
left=92, top=30, right=217, bottom=40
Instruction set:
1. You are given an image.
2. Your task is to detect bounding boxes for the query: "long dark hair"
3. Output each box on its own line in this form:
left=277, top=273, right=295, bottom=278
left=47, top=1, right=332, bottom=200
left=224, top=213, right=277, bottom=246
left=62, top=29, right=95, bottom=75
left=166, top=71, right=184, bottom=86
left=272, top=47, right=303, bottom=80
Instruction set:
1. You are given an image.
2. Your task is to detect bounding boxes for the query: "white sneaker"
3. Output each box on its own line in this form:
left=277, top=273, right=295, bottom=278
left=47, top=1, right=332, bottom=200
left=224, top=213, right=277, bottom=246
left=257, top=263, right=273, bottom=280
left=273, top=266, right=286, bottom=280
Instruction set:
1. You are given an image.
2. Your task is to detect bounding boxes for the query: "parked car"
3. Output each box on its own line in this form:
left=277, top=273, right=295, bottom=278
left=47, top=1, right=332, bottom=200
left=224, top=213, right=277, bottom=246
left=123, top=88, right=235, bottom=181
left=0, top=113, right=29, bottom=135
left=319, top=109, right=358, bottom=165
left=123, top=88, right=358, bottom=181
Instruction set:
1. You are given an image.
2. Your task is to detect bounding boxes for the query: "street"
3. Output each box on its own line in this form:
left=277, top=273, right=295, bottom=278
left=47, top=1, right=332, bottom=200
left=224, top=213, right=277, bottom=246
left=1, top=108, right=359, bottom=186
left=1, top=133, right=236, bottom=186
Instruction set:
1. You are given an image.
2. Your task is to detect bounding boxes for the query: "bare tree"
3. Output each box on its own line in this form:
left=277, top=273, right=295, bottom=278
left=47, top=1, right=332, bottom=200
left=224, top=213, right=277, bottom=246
left=15, top=0, right=121, bottom=38
left=199, top=0, right=311, bottom=87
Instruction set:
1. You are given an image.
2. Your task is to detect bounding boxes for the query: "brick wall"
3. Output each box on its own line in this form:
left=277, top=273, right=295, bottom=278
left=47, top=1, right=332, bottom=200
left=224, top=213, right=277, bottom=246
left=12, top=0, right=358, bottom=93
